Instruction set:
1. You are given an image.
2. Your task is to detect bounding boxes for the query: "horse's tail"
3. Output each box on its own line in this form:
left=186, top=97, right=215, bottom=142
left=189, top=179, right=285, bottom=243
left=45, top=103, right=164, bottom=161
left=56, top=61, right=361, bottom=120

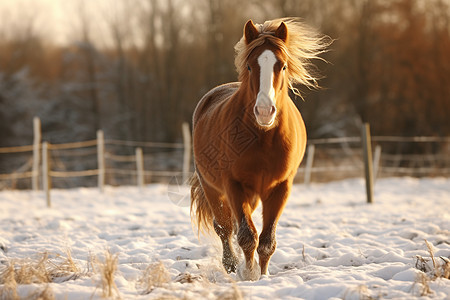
left=190, top=171, right=214, bottom=234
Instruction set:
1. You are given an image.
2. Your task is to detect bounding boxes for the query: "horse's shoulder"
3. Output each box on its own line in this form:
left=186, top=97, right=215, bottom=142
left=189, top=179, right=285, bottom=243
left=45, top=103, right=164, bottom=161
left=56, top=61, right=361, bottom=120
left=193, top=82, right=241, bottom=126
left=203, top=82, right=240, bottom=102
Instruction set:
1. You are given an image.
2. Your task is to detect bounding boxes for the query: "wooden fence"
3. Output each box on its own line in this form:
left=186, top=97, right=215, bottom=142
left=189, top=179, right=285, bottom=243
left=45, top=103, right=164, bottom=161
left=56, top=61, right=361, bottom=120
left=1, top=117, right=449, bottom=206
left=0, top=118, right=192, bottom=206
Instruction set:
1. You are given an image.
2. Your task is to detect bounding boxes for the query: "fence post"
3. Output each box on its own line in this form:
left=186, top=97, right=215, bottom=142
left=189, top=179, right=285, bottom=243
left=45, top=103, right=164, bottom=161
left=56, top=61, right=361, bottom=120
left=361, top=123, right=374, bottom=203
left=42, top=142, right=51, bottom=207
left=182, top=122, right=191, bottom=183
left=97, top=130, right=105, bottom=193
left=32, top=117, right=41, bottom=191
left=136, top=147, right=144, bottom=188
left=373, top=145, right=382, bottom=182
left=304, top=144, right=315, bottom=186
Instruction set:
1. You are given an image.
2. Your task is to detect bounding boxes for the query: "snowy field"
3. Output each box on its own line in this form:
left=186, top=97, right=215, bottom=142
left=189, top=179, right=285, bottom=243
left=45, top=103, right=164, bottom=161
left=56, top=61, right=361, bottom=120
left=0, top=177, right=449, bottom=299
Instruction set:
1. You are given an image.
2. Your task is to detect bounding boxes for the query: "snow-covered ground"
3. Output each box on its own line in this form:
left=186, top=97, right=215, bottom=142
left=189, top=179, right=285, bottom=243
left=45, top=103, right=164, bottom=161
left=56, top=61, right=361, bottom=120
left=0, top=177, right=449, bottom=299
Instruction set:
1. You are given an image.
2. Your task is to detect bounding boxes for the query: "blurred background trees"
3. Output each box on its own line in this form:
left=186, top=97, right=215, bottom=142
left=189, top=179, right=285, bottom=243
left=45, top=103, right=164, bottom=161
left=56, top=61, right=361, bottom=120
left=0, top=0, right=449, bottom=149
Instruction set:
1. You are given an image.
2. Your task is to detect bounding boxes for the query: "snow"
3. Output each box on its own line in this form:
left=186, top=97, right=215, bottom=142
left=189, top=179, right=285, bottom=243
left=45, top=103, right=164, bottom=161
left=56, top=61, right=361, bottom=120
left=0, top=177, right=449, bottom=299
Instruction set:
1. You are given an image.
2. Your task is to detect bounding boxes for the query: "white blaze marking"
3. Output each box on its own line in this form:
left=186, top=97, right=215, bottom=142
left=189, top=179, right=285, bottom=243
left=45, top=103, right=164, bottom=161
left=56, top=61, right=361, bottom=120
left=256, top=50, right=277, bottom=107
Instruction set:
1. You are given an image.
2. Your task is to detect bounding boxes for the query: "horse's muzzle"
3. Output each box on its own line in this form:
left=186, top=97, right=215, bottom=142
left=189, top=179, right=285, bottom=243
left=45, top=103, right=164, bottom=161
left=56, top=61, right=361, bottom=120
left=254, top=105, right=277, bottom=127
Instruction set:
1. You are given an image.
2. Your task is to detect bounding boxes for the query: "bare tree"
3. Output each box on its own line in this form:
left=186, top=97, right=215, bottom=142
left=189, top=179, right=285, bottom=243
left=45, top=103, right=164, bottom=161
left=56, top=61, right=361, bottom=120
left=71, top=0, right=102, bottom=134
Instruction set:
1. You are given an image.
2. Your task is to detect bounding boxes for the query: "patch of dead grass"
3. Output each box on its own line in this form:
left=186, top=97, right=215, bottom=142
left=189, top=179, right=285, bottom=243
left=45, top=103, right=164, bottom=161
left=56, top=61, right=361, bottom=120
left=0, top=249, right=82, bottom=300
left=0, top=250, right=81, bottom=285
left=413, top=239, right=450, bottom=296
left=414, top=272, right=433, bottom=297
left=137, top=260, right=244, bottom=299
left=217, top=283, right=244, bottom=300
left=1, top=250, right=247, bottom=299
left=0, top=263, right=19, bottom=300
left=137, top=262, right=171, bottom=295
left=91, top=250, right=120, bottom=299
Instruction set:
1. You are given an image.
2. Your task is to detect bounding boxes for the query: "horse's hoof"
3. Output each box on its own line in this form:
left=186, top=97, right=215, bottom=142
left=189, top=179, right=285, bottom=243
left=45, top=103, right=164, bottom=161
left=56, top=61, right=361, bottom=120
left=237, top=260, right=261, bottom=281
left=260, top=274, right=270, bottom=281
left=223, top=257, right=238, bottom=273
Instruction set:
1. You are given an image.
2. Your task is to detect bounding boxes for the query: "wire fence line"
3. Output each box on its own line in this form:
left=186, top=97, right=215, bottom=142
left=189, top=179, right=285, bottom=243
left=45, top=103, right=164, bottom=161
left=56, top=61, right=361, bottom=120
left=105, top=139, right=185, bottom=149
left=1, top=118, right=449, bottom=204
left=0, top=118, right=193, bottom=205
left=297, top=134, right=450, bottom=183
left=1, top=129, right=449, bottom=185
left=307, top=136, right=450, bottom=145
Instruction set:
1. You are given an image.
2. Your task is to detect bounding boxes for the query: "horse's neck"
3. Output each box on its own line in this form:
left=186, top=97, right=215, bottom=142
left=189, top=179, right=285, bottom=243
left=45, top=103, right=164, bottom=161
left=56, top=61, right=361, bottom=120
left=275, top=92, right=292, bottom=116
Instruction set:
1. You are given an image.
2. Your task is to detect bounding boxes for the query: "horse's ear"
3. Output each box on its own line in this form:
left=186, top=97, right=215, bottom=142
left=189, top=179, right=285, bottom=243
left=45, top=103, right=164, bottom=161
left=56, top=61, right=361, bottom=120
left=275, top=22, right=288, bottom=43
left=244, top=20, right=259, bottom=44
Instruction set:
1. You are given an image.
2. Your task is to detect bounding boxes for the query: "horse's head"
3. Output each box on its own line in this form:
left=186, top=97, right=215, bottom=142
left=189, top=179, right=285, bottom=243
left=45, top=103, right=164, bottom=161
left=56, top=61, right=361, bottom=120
left=244, top=20, right=289, bottom=129
left=235, top=18, right=330, bottom=129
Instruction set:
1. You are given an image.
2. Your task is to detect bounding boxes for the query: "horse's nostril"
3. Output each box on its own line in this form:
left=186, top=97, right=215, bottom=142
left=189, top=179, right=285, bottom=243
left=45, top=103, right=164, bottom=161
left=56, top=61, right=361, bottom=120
left=270, top=106, right=276, bottom=115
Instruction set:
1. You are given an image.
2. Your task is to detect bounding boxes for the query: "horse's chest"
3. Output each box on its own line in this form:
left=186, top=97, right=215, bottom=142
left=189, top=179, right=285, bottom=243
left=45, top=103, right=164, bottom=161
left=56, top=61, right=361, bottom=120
left=233, top=136, right=298, bottom=183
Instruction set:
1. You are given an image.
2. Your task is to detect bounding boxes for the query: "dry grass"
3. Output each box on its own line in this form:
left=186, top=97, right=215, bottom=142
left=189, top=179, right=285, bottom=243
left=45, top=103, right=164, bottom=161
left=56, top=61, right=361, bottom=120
left=0, top=263, right=19, bottom=300
left=217, top=283, right=244, bottom=300
left=442, top=257, right=450, bottom=279
left=302, top=244, right=306, bottom=262
left=91, top=250, right=120, bottom=299
left=174, top=272, right=204, bottom=284
left=342, top=284, right=379, bottom=300
left=414, top=272, right=432, bottom=297
left=24, top=285, right=55, bottom=300
left=136, top=260, right=244, bottom=299
left=50, top=250, right=81, bottom=283
left=0, top=283, right=55, bottom=300
left=137, top=262, right=171, bottom=294
left=0, top=250, right=80, bottom=285
left=1, top=249, right=245, bottom=299
left=0, top=249, right=81, bottom=300
left=425, top=240, right=450, bottom=280
left=413, top=239, right=450, bottom=296
left=11, top=253, right=51, bottom=284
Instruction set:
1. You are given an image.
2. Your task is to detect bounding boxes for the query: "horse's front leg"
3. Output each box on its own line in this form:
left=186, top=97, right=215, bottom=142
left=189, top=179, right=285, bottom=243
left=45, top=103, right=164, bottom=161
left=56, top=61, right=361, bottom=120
left=213, top=218, right=238, bottom=273
left=258, top=180, right=291, bottom=275
left=226, top=180, right=260, bottom=281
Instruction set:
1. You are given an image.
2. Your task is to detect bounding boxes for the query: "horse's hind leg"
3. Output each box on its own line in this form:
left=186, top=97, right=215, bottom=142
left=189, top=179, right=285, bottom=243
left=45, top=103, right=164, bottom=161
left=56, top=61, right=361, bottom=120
left=202, top=183, right=238, bottom=273
left=258, top=180, right=290, bottom=275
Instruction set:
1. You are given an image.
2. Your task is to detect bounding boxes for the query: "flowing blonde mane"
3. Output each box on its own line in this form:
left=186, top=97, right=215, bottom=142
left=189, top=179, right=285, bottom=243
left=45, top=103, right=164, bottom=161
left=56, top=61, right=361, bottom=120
left=234, top=18, right=331, bottom=97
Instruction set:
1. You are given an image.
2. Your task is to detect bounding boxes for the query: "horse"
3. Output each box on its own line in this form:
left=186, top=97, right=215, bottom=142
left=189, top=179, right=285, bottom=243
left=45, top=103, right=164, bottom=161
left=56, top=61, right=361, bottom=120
left=190, top=18, right=329, bottom=280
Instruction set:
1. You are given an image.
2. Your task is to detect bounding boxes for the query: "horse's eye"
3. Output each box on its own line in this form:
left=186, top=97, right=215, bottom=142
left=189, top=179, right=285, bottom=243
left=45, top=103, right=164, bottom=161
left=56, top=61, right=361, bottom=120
left=282, top=65, right=287, bottom=71
left=247, top=64, right=251, bottom=72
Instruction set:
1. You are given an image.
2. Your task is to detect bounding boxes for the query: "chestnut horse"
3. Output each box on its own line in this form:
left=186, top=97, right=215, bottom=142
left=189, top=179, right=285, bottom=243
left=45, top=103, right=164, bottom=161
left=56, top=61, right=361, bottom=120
left=191, top=18, right=328, bottom=280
